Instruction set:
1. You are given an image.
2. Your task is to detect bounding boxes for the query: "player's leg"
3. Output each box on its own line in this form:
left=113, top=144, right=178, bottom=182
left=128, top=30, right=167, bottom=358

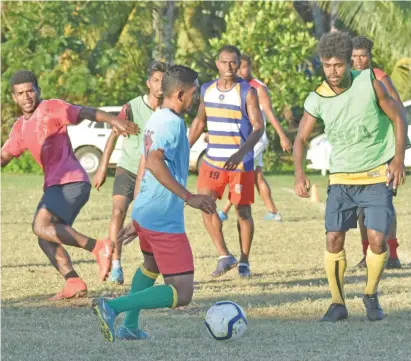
left=229, top=170, right=255, bottom=277
left=197, top=162, right=237, bottom=276
left=254, top=166, right=282, bottom=221
left=321, top=184, right=357, bottom=322
left=361, top=183, right=393, bottom=321
left=356, top=208, right=368, bottom=268
left=386, top=208, right=401, bottom=269
left=109, top=168, right=135, bottom=284
left=218, top=199, right=233, bottom=222
left=93, top=226, right=194, bottom=342
left=32, top=182, right=113, bottom=282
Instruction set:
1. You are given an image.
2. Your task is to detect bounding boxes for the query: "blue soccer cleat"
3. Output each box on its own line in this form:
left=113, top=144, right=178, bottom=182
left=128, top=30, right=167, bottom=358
left=238, top=263, right=251, bottom=278
left=110, top=267, right=124, bottom=285
left=218, top=211, right=228, bottom=222
left=116, top=325, right=150, bottom=341
left=212, top=255, right=237, bottom=277
left=92, top=298, right=117, bottom=342
left=263, top=212, right=282, bottom=222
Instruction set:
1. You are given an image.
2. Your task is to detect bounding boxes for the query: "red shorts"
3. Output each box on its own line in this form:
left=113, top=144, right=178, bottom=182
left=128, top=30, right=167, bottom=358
left=133, top=221, right=194, bottom=277
left=197, top=162, right=254, bottom=205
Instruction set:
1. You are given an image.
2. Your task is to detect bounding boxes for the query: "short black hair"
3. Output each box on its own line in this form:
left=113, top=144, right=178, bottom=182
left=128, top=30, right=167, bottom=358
left=317, top=32, right=353, bottom=63
left=352, top=36, right=373, bottom=55
left=147, top=60, right=168, bottom=78
left=162, top=65, right=198, bottom=97
left=217, top=45, right=241, bottom=60
left=10, top=70, right=39, bottom=90
left=240, top=54, right=252, bottom=66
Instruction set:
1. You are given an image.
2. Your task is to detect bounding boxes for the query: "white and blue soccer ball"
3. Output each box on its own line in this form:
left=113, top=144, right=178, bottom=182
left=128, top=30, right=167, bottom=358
left=205, top=301, right=247, bottom=341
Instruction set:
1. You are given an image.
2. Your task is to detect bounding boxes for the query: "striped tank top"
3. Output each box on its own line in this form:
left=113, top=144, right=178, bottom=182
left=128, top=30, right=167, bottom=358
left=201, top=78, right=253, bottom=172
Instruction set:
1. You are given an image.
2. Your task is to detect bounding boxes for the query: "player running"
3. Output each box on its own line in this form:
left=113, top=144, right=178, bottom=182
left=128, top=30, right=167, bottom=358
left=93, top=61, right=167, bottom=284
left=189, top=45, right=264, bottom=278
left=92, top=65, right=216, bottom=342
left=218, top=54, right=292, bottom=223
left=351, top=36, right=406, bottom=269
left=293, top=32, right=409, bottom=322
left=1, top=70, right=138, bottom=300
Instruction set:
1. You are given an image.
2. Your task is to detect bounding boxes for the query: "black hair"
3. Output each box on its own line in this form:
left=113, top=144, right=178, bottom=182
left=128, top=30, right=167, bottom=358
left=147, top=60, right=168, bottom=78
left=317, top=32, right=353, bottom=63
left=162, top=65, right=198, bottom=97
left=240, top=54, right=252, bottom=66
left=10, top=70, right=39, bottom=90
left=352, top=36, right=373, bottom=55
left=217, top=45, right=241, bottom=60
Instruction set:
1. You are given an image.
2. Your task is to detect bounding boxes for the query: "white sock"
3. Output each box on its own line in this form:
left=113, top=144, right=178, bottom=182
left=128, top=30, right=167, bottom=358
left=112, top=260, right=121, bottom=269
left=218, top=255, right=232, bottom=260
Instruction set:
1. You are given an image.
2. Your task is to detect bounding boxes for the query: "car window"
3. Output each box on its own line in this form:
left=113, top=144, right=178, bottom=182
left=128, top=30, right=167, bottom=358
left=93, top=122, right=105, bottom=129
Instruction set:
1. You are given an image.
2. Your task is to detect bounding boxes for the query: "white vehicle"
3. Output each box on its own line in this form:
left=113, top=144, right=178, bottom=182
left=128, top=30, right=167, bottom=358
left=68, top=106, right=208, bottom=175
left=306, top=100, right=411, bottom=175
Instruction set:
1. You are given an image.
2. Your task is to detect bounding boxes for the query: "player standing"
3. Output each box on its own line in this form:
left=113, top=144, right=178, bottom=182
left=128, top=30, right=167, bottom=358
left=1, top=70, right=138, bottom=299
left=293, top=33, right=409, bottom=322
left=189, top=45, right=264, bottom=278
left=93, top=61, right=168, bottom=284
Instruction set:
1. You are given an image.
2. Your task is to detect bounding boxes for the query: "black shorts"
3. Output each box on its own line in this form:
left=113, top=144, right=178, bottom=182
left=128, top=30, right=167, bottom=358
left=112, top=167, right=136, bottom=202
left=325, top=182, right=394, bottom=235
left=35, top=182, right=91, bottom=226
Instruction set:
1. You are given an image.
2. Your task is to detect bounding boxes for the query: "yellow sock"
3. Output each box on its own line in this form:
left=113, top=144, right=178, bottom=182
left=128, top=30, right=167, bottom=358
left=364, top=249, right=388, bottom=295
left=324, top=250, right=347, bottom=305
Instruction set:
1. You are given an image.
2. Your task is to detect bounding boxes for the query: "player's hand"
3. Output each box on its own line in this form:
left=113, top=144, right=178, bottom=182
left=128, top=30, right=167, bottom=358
left=111, top=118, right=140, bottom=136
left=294, top=173, right=311, bottom=198
left=117, top=222, right=138, bottom=246
left=186, top=194, right=217, bottom=214
left=93, top=168, right=107, bottom=191
left=223, top=150, right=245, bottom=171
left=280, top=135, right=292, bottom=153
left=386, top=157, right=406, bottom=192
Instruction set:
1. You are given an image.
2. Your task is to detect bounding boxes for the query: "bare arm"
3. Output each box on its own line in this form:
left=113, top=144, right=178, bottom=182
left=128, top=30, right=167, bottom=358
left=381, top=76, right=403, bottom=106
left=133, top=154, right=146, bottom=199
left=293, top=111, right=317, bottom=198
left=188, top=100, right=207, bottom=147
left=258, top=86, right=291, bottom=151
left=1, top=149, right=14, bottom=167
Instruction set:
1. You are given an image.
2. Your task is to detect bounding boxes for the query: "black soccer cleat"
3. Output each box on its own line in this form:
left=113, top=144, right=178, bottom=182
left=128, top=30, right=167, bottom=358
left=386, top=258, right=402, bottom=269
left=363, top=293, right=384, bottom=321
left=320, top=303, right=348, bottom=322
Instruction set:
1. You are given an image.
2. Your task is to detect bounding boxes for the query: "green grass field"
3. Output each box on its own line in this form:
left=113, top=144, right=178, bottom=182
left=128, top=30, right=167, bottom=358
left=2, top=173, right=411, bottom=361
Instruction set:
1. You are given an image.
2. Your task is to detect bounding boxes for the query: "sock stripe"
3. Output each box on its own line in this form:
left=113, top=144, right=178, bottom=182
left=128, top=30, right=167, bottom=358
left=163, top=270, right=194, bottom=278
left=169, top=285, right=178, bottom=309
left=140, top=263, right=159, bottom=280
left=335, top=260, right=344, bottom=303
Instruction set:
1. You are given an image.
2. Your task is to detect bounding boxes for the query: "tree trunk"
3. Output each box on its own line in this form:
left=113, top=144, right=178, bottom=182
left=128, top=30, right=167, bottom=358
left=152, top=1, right=175, bottom=64
left=330, top=1, right=339, bottom=32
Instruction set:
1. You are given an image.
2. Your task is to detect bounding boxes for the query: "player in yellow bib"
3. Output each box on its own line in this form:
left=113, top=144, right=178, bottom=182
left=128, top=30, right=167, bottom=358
left=293, top=32, right=409, bottom=322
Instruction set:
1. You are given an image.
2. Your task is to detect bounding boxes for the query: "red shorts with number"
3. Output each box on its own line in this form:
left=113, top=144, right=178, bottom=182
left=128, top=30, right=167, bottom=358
left=133, top=221, right=194, bottom=277
left=197, top=161, right=254, bottom=205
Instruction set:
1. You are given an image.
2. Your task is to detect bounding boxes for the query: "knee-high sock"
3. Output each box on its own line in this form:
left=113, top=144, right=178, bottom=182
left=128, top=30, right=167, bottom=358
left=324, top=250, right=347, bottom=305
left=364, top=249, right=388, bottom=295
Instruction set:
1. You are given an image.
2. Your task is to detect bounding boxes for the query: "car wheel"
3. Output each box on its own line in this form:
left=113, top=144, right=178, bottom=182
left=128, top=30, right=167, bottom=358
left=196, top=151, right=206, bottom=173
left=75, top=146, right=102, bottom=176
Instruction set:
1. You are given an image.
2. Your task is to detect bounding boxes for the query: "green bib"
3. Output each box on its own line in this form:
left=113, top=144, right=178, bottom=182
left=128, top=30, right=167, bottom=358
left=118, top=95, right=153, bottom=174
left=304, top=69, right=409, bottom=173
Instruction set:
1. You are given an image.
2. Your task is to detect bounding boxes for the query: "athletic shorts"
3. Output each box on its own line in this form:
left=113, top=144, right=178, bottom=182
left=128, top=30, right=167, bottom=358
left=254, top=138, right=268, bottom=169
left=112, top=167, right=136, bottom=202
left=35, top=181, right=91, bottom=226
left=325, top=182, right=394, bottom=235
left=133, top=221, right=194, bottom=277
left=197, top=162, right=254, bottom=205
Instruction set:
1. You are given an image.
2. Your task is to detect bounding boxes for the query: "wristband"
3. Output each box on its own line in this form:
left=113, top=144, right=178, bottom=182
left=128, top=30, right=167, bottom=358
left=183, top=192, right=192, bottom=203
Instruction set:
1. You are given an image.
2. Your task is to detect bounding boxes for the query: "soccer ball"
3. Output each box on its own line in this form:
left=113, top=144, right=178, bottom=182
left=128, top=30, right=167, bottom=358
left=205, top=301, right=247, bottom=341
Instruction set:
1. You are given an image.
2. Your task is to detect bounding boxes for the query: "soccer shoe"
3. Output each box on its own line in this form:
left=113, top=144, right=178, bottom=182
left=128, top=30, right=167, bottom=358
left=320, top=303, right=348, bottom=322
left=386, top=258, right=402, bottom=269
left=355, top=255, right=366, bottom=269
left=94, top=239, right=114, bottom=282
left=212, top=255, right=238, bottom=277
left=218, top=211, right=228, bottom=222
left=116, top=325, right=150, bottom=341
left=238, top=263, right=251, bottom=278
left=92, top=298, right=117, bottom=342
left=110, top=267, right=124, bottom=285
left=263, top=212, right=282, bottom=222
left=363, top=293, right=384, bottom=321
left=48, top=278, right=87, bottom=300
